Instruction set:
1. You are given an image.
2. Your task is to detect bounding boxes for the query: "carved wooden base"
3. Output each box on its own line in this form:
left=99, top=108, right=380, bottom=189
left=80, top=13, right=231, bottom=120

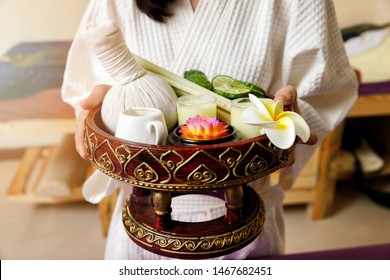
left=85, top=109, right=294, bottom=259
left=122, top=185, right=265, bottom=259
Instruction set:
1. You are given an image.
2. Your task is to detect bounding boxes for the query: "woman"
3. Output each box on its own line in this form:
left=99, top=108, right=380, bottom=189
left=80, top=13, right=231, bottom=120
left=62, top=0, right=357, bottom=259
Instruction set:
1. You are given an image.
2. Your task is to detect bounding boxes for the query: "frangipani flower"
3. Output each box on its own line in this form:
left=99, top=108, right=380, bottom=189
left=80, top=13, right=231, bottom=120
left=179, top=115, right=229, bottom=140
left=241, top=94, right=310, bottom=149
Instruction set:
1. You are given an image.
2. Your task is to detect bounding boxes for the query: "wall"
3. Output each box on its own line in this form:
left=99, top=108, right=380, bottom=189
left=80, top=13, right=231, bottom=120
left=0, top=0, right=89, bottom=55
left=1, top=0, right=389, bottom=55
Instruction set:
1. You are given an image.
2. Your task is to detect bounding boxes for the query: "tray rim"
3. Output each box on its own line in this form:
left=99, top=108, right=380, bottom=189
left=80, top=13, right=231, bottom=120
left=84, top=108, right=295, bottom=191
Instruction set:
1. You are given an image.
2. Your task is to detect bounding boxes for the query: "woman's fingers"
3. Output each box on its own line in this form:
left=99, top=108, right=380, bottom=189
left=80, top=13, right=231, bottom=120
left=76, top=84, right=111, bottom=159
left=80, top=84, right=111, bottom=110
left=75, top=110, right=89, bottom=159
left=273, top=85, right=299, bottom=113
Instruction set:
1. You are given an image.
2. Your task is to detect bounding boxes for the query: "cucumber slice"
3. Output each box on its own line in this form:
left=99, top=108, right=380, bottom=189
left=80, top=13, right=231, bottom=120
left=231, top=80, right=266, bottom=97
left=212, top=75, right=251, bottom=99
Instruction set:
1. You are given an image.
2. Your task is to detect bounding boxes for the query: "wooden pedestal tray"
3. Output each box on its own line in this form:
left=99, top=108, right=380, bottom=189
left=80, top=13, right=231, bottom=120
left=84, top=109, right=295, bottom=259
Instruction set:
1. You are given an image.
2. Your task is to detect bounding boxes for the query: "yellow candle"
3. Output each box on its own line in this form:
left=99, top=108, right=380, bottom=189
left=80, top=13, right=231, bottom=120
left=230, top=98, right=262, bottom=139
left=177, top=94, right=217, bottom=125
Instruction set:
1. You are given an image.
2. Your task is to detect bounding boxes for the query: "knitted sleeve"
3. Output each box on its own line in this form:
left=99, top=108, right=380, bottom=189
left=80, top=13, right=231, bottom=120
left=276, top=0, right=358, bottom=188
left=61, top=0, right=118, bottom=118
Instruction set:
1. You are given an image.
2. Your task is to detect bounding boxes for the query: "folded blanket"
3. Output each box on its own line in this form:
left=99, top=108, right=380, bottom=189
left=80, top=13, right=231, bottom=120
left=0, top=41, right=71, bottom=100
left=348, top=29, right=390, bottom=83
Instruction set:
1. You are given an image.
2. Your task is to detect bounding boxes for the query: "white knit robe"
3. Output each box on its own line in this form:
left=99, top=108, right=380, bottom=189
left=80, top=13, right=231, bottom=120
left=62, top=0, right=358, bottom=259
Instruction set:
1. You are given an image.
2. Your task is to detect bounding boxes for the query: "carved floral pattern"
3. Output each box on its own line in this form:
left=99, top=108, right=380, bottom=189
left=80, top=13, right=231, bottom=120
left=122, top=194, right=266, bottom=256
left=84, top=124, right=294, bottom=191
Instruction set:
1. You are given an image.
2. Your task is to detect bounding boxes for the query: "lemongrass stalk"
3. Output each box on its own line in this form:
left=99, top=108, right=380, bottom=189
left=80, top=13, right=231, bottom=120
left=133, top=54, right=231, bottom=113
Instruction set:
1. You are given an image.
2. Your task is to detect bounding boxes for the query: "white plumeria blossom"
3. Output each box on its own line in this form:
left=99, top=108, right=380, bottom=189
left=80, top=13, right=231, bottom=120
left=241, top=94, right=310, bottom=149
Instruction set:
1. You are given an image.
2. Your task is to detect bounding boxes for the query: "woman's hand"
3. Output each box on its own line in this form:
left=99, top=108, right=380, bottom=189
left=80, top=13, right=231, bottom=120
left=273, top=85, right=318, bottom=145
left=75, top=84, right=111, bottom=159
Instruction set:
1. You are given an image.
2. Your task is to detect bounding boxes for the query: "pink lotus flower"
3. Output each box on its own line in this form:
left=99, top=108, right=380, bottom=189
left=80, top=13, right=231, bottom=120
left=179, top=115, right=229, bottom=140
